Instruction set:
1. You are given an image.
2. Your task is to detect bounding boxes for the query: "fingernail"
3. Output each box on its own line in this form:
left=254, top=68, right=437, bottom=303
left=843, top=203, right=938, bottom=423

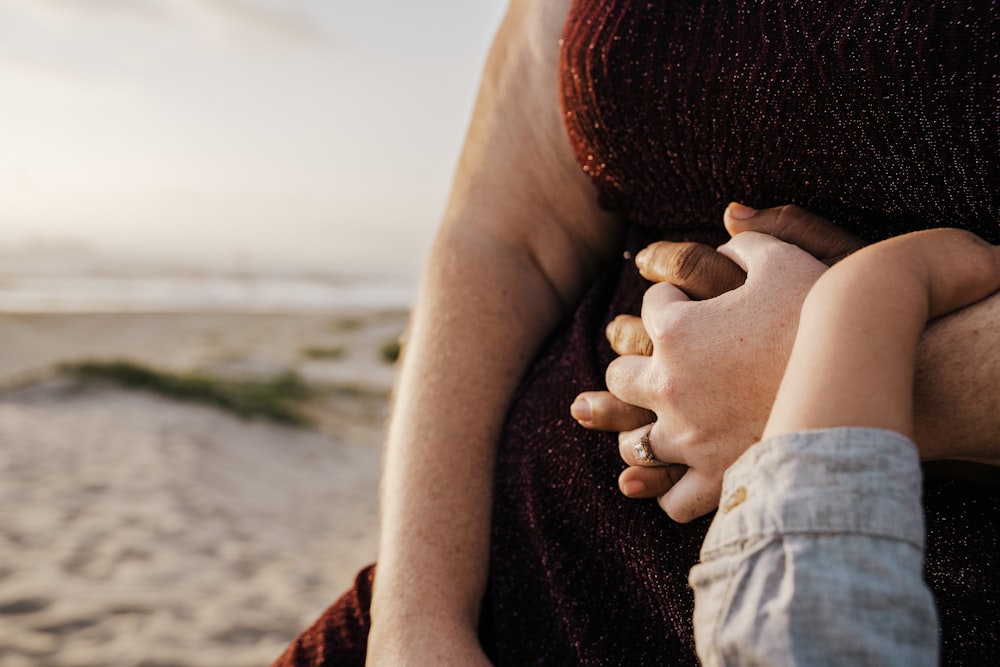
left=622, top=479, right=646, bottom=496
left=727, top=202, right=758, bottom=219
left=570, top=397, right=592, bottom=423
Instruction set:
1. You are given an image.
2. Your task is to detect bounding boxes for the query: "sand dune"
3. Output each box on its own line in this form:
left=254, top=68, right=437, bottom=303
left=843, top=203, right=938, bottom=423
left=0, top=312, right=405, bottom=666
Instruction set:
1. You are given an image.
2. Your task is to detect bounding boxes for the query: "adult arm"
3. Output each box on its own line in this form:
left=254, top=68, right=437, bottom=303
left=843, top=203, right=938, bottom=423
left=367, top=1, right=620, bottom=663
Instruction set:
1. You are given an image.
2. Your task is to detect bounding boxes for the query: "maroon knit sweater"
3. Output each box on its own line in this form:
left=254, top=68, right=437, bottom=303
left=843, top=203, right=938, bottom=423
left=275, top=2, right=999, bottom=665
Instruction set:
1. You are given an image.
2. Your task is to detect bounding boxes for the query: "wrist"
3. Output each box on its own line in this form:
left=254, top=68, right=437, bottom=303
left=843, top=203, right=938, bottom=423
left=367, top=609, right=485, bottom=665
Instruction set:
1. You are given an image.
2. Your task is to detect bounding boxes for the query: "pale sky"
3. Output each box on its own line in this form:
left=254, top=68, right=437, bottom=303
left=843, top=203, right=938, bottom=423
left=0, top=0, right=508, bottom=277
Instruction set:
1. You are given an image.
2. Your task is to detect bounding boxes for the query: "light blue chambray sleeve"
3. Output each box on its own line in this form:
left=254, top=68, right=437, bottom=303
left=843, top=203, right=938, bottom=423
left=689, top=427, right=938, bottom=667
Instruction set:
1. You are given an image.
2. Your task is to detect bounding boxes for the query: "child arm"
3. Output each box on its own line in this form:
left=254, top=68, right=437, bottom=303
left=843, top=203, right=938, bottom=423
left=764, top=228, right=1000, bottom=440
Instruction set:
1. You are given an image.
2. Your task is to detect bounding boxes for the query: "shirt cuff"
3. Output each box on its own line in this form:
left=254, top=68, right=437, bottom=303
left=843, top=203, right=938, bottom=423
left=702, top=427, right=924, bottom=560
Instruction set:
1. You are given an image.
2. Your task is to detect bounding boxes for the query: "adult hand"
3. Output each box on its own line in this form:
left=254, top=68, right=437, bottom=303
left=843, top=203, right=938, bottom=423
left=610, top=204, right=861, bottom=368
left=570, top=203, right=864, bottom=522
left=607, top=230, right=830, bottom=521
left=571, top=204, right=862, bottom=434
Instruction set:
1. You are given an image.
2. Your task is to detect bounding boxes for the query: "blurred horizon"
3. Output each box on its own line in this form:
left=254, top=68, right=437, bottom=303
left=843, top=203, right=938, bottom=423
left=0, top=0, right=509, bottom=287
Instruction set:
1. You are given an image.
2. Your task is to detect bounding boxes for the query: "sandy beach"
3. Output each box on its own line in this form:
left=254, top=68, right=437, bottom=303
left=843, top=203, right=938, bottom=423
left=0, top=310, right=407, bottom=666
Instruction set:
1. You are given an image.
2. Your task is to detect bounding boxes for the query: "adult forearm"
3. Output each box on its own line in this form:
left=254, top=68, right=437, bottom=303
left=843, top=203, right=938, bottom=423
left=369, top=227, right=566, bottom=650
left=365, top=2, right=617, bottom=656
left=915, top=289, right=1000, bottom=465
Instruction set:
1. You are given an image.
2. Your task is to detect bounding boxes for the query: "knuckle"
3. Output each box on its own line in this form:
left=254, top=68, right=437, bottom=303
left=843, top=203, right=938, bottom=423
left=639, top=334, right=654, bottom=357
left=655, top=372, right=680, bottom=402
left=647, top=305, right=690, bottom=348
left=666, top=243, right=712, bottom=285
left=604, top=357, right=639, bottom=396
left=776, top=202, right=802, bottom=220
left=604, top=358, right=625, bottom=392
left=608, top=315, right=648, bottom=355
left=771, top=204, right=801, bottom=236
left=661, top=496, right=695, bottom=523
left=625, top=324, right=652, bottom=356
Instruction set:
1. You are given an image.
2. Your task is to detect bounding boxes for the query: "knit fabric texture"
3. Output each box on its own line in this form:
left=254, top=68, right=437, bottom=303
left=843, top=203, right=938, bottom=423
left=273, top=2, right=999, bottom=665
left=490, top=1, right=998, bottom=664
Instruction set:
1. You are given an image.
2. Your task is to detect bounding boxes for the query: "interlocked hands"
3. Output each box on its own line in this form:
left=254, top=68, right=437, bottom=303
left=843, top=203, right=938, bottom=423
left=572, top=203, right=863, bottom=522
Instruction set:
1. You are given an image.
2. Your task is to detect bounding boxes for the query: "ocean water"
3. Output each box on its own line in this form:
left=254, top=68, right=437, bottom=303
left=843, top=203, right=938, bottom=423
left=0, top=250, right=419, bottom=313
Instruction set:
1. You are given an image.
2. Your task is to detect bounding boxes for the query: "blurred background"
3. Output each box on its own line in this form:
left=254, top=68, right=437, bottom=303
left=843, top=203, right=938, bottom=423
left=0, top=2, right=510, bottom=665
left=0, top=0, right=507, bottom=311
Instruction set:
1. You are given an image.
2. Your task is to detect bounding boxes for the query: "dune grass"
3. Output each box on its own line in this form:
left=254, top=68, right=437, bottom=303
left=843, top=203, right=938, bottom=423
left=63, top=360, right=314, bottom=426
left=300, top=345, right=346, bottom=360
left=379, top=339, right=401, bottom=364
